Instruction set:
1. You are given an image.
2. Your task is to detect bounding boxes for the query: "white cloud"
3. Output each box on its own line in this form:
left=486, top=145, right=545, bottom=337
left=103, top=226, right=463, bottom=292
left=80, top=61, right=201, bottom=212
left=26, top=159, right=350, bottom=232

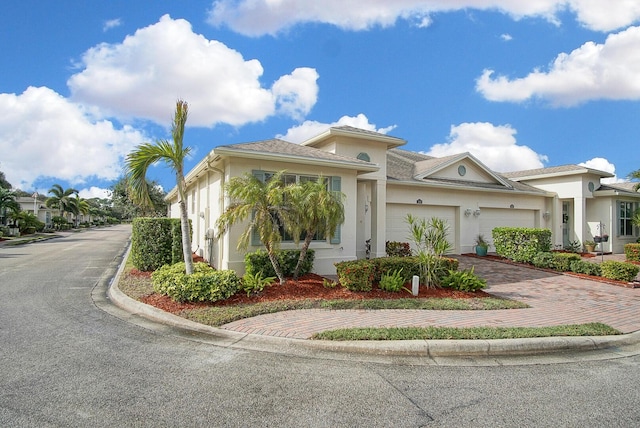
left=103, top=18, right=122, bottom=32
left=277, top=113, right=396, bottom=143
left=477, top=26, right=640, bottom=106
left=500, top=33, right=513, bottom=41
left=68, top=14, right=319, bottom=127
left=78, top=187, right=112, bottom=199
left=0, top=86, right=145, bottom=191
left=579, top=157, right=621, bottom=183
left=207, top=0, right=640, bottom=36
left=425, top=122, right=548, bottom=172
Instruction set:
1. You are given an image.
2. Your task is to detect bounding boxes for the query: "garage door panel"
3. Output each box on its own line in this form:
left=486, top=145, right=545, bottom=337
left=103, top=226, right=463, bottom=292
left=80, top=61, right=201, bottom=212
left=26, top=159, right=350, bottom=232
left=479, top=208, right=535, bottom=242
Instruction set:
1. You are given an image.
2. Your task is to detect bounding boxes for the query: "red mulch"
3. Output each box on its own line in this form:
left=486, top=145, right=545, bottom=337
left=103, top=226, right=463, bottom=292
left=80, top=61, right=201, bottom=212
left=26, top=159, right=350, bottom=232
left=139, top=272, right=492, bottom=314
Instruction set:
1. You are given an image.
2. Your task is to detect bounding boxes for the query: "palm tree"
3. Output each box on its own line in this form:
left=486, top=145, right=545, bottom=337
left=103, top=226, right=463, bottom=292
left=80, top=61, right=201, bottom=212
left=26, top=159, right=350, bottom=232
left=217, top=171, right=288, bottom=284
left=125, top=100, right=194, bottom=274
left=0, top=187, right=20, bottom=226
left=628, top=169, right=640, bottom=192
left=283, top=177, right=345, bottom=279
left=68, top=197, right=90, bottom=225
left=45, top=184, right=78, bottom=224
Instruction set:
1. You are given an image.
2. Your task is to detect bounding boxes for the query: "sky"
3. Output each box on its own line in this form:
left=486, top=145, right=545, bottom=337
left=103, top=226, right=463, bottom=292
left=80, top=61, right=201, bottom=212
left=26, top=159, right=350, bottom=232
left=2, top=0, right=640, bottom=199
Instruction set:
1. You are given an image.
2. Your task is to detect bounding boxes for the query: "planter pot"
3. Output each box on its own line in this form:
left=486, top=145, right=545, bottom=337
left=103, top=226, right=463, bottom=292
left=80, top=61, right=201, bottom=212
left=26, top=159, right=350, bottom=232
left=585, top=244, right=595, bottom=252
left=594, top=236, right=602, bottom=243
left=475, top=246, right=488, bottom=256
left=603, top=235, right=609, bottom=242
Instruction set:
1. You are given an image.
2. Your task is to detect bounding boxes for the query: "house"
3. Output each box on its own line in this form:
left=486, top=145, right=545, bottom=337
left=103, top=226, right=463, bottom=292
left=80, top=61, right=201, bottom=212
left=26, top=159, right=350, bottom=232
left=15, top=195, right=55, bottom=228
left=166, top=126, right=639, bottom=275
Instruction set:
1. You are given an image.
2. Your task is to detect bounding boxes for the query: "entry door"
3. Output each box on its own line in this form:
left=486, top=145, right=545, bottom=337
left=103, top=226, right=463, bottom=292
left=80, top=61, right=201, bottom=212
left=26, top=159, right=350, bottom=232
left=562, top=201, right=571, bottom=248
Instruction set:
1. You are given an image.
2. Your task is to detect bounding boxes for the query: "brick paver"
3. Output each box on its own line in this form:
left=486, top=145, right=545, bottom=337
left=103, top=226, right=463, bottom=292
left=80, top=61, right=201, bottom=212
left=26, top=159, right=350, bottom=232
left=221, top=256, right=640, bottom=339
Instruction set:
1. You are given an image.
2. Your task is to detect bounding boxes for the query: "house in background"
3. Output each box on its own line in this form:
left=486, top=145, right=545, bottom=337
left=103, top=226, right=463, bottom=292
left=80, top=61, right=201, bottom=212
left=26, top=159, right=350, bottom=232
left=16, top=195, right=55, bottom=228
left=166, top=126, right=639, bottom=275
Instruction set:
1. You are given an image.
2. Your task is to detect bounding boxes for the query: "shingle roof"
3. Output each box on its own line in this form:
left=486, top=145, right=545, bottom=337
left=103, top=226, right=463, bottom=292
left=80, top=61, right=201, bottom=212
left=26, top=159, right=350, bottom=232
left=503, top=164, right=614, bottom=179
left=332, top=125, right=405, bottom=143
left=598, top=182, right=640, bottom=195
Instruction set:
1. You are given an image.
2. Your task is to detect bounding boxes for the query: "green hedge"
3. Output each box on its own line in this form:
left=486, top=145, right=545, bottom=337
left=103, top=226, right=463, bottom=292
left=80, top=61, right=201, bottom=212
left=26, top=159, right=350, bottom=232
left=335, top=259, right=376, bottom=291
left=570, top=260, right=602, bottom=276
left=152, top=262, right=241, bottom=302
left=131, top=218, right=192, bottom=271
left=244, top=249, right=315, bottom=278
left=600, top=261, right=640, bottom=282
left=492, top=227, right=552, bottom=263
left=552, top=252, right=581, bottom=272
left=625, top=243, right=640, bottom=262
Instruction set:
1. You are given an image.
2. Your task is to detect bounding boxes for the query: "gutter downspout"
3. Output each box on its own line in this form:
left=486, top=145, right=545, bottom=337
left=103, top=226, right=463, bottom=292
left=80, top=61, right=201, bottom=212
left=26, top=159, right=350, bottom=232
left=208, top=156, right=225, bottom=270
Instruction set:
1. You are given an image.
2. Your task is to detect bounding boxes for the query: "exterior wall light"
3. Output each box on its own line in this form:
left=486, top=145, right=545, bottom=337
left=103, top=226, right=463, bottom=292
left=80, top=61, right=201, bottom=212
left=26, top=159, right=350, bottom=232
left=464, top=208, right=472, bottom=217
left=473, top=209, right=481, bottom=217
left=543, top=211, right=551, bottom=220
left=416, top=199, right=423, bottom=204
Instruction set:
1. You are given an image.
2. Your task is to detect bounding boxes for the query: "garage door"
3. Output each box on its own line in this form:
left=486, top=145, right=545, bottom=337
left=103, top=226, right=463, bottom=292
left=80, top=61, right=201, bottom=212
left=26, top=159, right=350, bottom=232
left=386, top=204, right=456, bottom=246
left=479, top=208, right=535, bottom=243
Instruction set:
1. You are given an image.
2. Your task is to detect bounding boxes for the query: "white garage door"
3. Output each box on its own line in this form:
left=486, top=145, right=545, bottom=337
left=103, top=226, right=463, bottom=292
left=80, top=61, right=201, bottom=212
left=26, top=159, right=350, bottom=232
left=479, top=208, right=535, bottom=243
left=386, top=204, right=457, bottom=246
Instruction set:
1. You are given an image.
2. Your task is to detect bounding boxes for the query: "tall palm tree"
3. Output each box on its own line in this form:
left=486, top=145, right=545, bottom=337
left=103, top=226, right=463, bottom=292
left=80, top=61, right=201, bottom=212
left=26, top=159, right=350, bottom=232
left=0, top=187, right=20, bottom=226
left=283, top=177, right=345, bottom=279
left=46, top=184, right=78, bottom=223
left=125, top=100, right=194, bottom=274
left=628, top=169, right=640, bottom=191
left=217, top=171, right=288, bottom=284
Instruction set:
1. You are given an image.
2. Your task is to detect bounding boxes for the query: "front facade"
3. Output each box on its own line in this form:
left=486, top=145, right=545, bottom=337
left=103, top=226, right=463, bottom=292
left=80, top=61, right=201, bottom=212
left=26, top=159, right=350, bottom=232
left=167, top=126, right=639, bottom=275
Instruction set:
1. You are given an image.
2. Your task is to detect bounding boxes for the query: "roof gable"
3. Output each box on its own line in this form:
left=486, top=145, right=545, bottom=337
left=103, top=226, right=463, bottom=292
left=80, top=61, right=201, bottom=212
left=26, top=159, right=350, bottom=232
left=413, top=152, right=514, bottom=189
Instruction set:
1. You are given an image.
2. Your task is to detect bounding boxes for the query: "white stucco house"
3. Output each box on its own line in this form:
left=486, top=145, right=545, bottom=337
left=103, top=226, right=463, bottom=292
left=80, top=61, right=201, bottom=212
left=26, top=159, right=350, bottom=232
left=166, top=126, right=640, bottom=275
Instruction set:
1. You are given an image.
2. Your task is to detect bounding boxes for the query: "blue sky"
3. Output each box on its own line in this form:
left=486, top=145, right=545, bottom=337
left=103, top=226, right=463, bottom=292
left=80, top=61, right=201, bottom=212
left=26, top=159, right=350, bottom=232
left=2, top=1, right=640, bottom=198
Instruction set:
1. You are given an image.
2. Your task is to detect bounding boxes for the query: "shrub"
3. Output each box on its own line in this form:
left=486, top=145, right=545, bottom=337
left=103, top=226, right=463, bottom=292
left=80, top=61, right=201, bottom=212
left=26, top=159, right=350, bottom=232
left=552, top=252, right=581, bottom=272
left=564, top=239, right=582, bottom=254
left=152, top=262, right=241, bottom=302
left=241, top=271, right=276, bottom=296
left=245, top=249, right=314, bottom=278
left=371, top=256, right=458, bottom=286
left=440, top=267, right=487, bottom=292
left=131, top=218, right=191, bottom=271
left=335, top=259, right=375, bottom=291
left=570, top=260, right=602, bottom=276
left=532, top=252, right=555, bottom=269
left=625, top=243, right=640, bottom=263
left=492, top=227, right=552, bottom=263
left=386, top=241, right=411, bottom=257
left=600, top=261, right=640, bottom=282
left=378, top=269, right=406, bottom=292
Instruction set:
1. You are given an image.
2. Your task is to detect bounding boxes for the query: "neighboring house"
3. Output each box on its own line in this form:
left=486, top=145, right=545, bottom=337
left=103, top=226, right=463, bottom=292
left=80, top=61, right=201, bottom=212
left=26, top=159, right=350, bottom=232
left=166, top=126, right=639, bottom=275
left=16, top=196, right=55, bottom=228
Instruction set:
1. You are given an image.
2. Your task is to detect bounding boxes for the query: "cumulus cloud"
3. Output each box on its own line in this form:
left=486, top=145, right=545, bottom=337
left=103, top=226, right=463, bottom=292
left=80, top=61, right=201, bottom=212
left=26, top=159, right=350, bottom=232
left=425, top=122, right=548, bottom=172
left=579, top=157, right=621, bottom=183
left=277, top=113, right=396, bottom=143
left=0, top=86, right=145, bottom=191
left=207, top=0, right=640, bottom=36
left=477, top=26, right=640, bottom=106
left=78, top=187, right=112, bottom=199
left=68, top=14, right=319, bottom=127
left=500, top=33, right=513, bottom=41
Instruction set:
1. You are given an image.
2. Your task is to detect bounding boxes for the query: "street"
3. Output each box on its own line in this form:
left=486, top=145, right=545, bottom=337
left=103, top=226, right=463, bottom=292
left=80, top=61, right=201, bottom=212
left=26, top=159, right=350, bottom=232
left=1, top=224, right=639, bottom=427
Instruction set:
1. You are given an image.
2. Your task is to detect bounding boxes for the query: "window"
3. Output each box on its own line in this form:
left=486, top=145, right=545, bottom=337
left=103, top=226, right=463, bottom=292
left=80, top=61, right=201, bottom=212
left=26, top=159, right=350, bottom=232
left=251, top=170, right=341, bottom=245
left=618, top=201, right=637, bottom=236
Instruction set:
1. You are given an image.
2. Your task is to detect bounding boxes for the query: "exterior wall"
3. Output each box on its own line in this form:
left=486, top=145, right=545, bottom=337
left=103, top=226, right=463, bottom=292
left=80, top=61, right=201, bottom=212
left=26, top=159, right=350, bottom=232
left=16, top=197, right=55, bottom=226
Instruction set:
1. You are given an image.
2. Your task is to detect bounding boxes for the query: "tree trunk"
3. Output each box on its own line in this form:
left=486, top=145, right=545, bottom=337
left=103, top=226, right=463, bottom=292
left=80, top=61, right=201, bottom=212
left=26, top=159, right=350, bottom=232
left=293, top=231, right=314, bottom=280
left=265, top=242, right=286, bottom=285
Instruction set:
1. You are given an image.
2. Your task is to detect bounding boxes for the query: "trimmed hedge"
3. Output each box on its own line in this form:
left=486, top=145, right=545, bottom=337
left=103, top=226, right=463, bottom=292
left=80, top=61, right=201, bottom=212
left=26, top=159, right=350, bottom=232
left=245, top=249, right=315, bottom=278
left=600, top=261, right=640, bottom=282
left=335, top=259, right=376, bottom=291
left=625, top=243, right=640, bottom=262
left=552, top=253, right=581, bottom=272
left=570, top=260, right=602, bottom=276
left=492, top=227, right=552, bottom=263
left=152, top=262, right=241, bottom=302
left=385, top=241, right=411, bottom=257
left=131, top=218, right=192, bottom=271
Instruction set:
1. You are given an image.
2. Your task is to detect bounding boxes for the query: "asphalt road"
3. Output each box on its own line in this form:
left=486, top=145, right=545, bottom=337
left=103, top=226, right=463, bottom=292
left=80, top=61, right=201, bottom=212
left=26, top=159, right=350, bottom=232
left=1, top=224, right=640, bottom=427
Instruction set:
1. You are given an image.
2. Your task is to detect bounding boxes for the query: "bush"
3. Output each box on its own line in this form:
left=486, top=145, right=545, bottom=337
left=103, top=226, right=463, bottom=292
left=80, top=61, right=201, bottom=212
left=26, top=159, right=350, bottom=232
left=131, top=218, right=191, bottom=271
left=152, top=262, right=241, bottom=302
left=552, top=252, right=581, bottom=272
left=440, top=267, right=487, bottom=292
left=378, top=269, right=406, bottom=292
left=245, top=249, right=315, bottom=278
left=532, top=252, right=555, bottom=269
left=492, top=227, right=552, bottom=263
left=335, top=259, right=375, bottom=291
left=600, top=261, right=640, bottom=282
left=625, top=243, right=640, bottom=263
left=386, top=241, right=411, bottom=257
left=570, top=260, right=602, bottom=276
left=241, top=271, right=276, bottom=296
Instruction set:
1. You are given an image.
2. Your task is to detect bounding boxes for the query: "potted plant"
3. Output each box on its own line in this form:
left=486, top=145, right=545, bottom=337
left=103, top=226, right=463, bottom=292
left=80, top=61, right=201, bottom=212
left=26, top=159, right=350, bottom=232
left=474, top=234, right=489, bottom=256
left=602, top=234, right=609, bottom=242
left=594, top=236, right=602, bottom=243
left=584, top=240, right=596, bottom=252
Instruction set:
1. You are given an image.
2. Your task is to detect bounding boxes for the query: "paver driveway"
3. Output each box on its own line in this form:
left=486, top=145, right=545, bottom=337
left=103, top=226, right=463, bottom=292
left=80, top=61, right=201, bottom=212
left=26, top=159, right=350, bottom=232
left=221, top=256, right=640, bottom=339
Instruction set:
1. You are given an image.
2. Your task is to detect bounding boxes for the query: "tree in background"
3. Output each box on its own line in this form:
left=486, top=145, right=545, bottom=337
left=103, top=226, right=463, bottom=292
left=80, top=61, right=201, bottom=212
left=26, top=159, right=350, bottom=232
left=45, top=184, right=79, bottom=224
left=111, top=176, right=167, bottom=220
left=125, top=100, right=194, bottom=274
left=0, top=187, right=21, bottom=226
left=628, top=169, right=640, bottom=192
left=0, top=169, right=12, bottom=190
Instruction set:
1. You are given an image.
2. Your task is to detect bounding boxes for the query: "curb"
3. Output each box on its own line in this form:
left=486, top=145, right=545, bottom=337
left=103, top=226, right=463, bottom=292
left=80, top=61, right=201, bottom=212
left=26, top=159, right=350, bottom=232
left=106, top=246, right=640, bottom=365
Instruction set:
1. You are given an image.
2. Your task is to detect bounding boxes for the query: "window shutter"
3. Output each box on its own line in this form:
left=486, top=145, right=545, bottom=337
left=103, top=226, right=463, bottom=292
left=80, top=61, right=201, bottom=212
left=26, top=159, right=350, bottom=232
left=330, top=176, right=341, bottom=244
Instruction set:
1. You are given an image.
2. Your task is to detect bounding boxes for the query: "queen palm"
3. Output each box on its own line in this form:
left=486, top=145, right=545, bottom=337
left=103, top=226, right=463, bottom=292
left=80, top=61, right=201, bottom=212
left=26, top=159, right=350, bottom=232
left=46, top=184, right=78, bottom=223
left=217, top=171, right=288, bottom=284
left=125, top=100, right=194, bottom=274
left=629, top=169, right=640, bottom=192
left=283, top=177, right=345, bottom=279
left=0, top=187, right=20, bottom=225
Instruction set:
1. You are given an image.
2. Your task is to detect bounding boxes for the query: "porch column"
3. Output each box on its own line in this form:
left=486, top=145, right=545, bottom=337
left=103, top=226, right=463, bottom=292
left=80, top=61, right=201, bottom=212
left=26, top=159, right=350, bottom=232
left=574, top=197, right=586, bottom=245
left=370, top=180, right=386, bottom=258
